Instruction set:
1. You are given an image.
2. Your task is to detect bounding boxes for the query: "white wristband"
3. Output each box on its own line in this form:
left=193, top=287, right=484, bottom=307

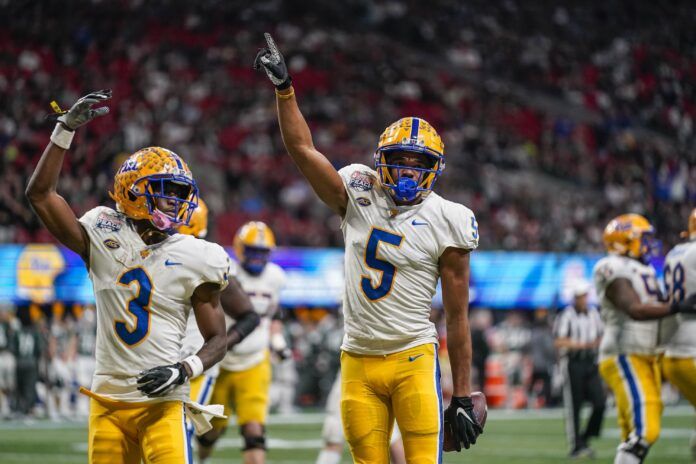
left=270, top=333, right=287, bottom=351
left=50, top=123, right=75, bottom=150
left=182, top=355, right=204, bottom=378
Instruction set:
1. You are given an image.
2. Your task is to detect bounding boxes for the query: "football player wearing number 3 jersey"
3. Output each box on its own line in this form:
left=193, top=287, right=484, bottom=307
left=26, top=90, right=230, bottom=464
left=255, top=34, right=482, bottom=463
left=593, top=214, right=696, bottom=464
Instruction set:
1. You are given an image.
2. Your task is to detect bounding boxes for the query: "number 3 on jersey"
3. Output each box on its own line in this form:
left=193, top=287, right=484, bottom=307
left=361, top=228, right=403, bottom=301
left=114, top=267, right=153, bottom=346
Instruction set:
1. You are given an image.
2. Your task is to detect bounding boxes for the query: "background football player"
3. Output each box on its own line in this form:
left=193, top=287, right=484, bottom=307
left=177, top=199, right=262, bottom=461
left=593, top=214, right=696, bottom=464
left=661, top=209, right=696, bottom=462
left=255, top=34, right=482, bottom=463
left=197, top=221, right=288, bottom=464
left=26, top=90, right=230, bottom=463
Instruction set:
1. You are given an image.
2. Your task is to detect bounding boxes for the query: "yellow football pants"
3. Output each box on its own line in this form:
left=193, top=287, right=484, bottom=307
left=210, top=355, right=271, bottom=430
left=88, top=397, right=188, bottom=464
left=599, top=354, right=662, bottom=444
left=662, top=356, right=696, bottom=407
left=341, top=343, right=442, bottom=464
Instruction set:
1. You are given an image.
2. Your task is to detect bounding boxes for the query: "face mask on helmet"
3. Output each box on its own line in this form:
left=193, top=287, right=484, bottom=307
left=638, top=232, right=662, bottom=264
left=379, top=151, right=439, bottom=202
left=374, top=117, right=445, bottom=203
left=140, top=176, right=198, bottom=231
left=242, top=246, right=271, bottom=275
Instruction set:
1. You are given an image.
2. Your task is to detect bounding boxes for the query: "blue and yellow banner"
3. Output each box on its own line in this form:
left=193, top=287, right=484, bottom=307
left=0, top=245, right=664, bottom=309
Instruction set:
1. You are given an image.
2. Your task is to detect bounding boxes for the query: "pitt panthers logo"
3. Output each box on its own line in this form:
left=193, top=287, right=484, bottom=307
left=119, top=158, right=139, bottom=173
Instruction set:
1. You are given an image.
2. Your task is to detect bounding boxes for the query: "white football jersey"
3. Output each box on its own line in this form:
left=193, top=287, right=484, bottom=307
left=79, top=206, right=230, bottom=403
left=338, top=164, right=479, bottom=355
left=593, top=254, right=661, bottom=359
left=219, top=262, right=286, bottom=372
left=662, top=240, right=696, bottom=357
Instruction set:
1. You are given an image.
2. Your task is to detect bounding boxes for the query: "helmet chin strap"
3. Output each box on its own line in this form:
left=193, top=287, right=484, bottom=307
left=150, top=209, right=174, bottom=231
left=392, top=177, right=418, bottom=202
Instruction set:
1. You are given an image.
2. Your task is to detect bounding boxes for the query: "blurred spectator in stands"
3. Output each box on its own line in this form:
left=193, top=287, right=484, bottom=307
left=0, top=309, right=16, bottom=418
left=493, top=311, right=532, bottom=408
left=11, top=307, right=43, bottom=416
left=528, top=307, right=556, bottom=408
left=469, top=309, right=493, bottom=393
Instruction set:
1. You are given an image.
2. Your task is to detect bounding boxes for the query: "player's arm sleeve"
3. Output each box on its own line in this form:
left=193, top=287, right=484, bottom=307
left=593, top=257, right=629, bottom=292
left=77, top=206, right=118, bottom=270
left=192, top=243, right=231, bottom=292
left=337, top=164, right=377, bottom=224
left=437, top=204, right=479, bottom=256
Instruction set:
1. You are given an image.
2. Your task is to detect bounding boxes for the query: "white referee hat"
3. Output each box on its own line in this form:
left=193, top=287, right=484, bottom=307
left=571, top=280, right=591, bottom=297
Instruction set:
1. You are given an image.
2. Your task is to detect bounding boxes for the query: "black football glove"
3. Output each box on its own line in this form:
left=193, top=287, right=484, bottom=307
left=47, top=89, right=112, bottom=130
left=136, top=363, right=188, bottom=397
left=253, top=33, right=292, bottom=90
left=444, top=396, right=483, bottom=451
left=670, top=293, right=696, bottom=314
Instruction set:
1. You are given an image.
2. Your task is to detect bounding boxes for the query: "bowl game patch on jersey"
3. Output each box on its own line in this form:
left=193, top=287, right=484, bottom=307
left=348, top=170, right=374, bottom=192
left=96, top=211, right=124, bottom=232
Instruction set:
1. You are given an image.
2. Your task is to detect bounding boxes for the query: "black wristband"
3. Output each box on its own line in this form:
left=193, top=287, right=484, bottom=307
left=229, top=310, right=261, bottom=344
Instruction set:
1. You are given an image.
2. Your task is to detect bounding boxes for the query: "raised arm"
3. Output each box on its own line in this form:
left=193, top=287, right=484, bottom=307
left=25, top=90, right=111, bottom=261
left=254, top=33, right=348, bottom=216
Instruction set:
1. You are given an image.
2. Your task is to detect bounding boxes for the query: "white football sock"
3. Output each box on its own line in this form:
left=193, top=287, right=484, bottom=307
left=614, top=449, right=642, bottom=464
left=316, top=449, right=342, bottom=464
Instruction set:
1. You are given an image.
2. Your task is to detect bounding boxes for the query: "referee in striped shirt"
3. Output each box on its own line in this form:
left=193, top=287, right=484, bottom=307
left=554, top=280, right=606, bottom=458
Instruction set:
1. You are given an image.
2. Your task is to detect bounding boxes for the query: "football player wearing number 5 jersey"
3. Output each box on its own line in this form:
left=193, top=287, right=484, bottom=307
left=255, top=34, right=482, bottom=463
left=662, top=209, right=696, bottom=462
left=26, top=91, right=230, bottom=464
left=593, top=214, right=696, bottom=464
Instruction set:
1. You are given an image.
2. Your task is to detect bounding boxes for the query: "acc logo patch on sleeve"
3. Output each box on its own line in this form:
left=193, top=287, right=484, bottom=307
left=103, top=239, right=120, bottom=249
left=349, top=171, right=374, bottom=192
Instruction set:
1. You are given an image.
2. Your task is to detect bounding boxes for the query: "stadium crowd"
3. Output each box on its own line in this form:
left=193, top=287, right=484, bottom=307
left=1, top=0, right=694, bottom=252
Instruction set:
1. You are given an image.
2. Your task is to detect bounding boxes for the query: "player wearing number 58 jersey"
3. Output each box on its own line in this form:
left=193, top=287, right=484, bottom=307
left=593, top=214, right=696, bottom=464
left=255, top=33, right=482, bottom=463
left=26, top=91, right=229, bottom=464
left=662, top=209, right=696, bottom=462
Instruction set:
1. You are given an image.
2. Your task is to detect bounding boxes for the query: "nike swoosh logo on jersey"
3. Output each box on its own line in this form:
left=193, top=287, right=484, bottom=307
left=165, top=259, right=182, bottom=266
left=411, top=219, right=428, bottom=226
left=408, top=354, right=424, bottom=362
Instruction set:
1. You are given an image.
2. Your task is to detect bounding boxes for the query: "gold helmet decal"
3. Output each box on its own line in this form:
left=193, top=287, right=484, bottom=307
left=110, top=147, right=198, bottom=230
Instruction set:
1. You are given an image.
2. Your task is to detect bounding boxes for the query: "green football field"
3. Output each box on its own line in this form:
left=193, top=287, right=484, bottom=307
left=0, top=407, right=693, bottom=463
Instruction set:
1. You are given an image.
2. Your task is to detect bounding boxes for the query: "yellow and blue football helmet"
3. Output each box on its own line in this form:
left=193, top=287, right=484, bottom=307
left=603, top=214, right=658, bottom=262
left=177, top=198, right=208, bottom=238
left=110, top=147, right=198, bottom=230
left=233, top=221, right=276, bottom=275
left=374, top=117, right=445, bottom=202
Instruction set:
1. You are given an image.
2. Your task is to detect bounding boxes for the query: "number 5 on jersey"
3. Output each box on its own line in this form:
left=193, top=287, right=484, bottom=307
left=361, top=228, right=403, bottom=301
left=114, top=267, right=153, bottom=346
